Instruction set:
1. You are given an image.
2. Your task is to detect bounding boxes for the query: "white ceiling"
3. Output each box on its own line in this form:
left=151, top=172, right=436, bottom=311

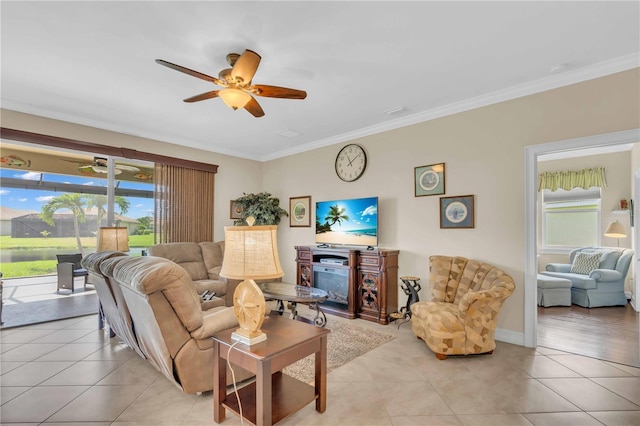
left=2, top=1, right=639, bottom=162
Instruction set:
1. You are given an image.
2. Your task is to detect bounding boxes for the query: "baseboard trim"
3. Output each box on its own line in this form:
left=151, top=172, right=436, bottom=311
left=496, top=327, right=525, bottom=347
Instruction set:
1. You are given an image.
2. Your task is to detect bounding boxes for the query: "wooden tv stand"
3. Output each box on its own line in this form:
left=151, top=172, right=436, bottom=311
left=294, top=245, right=399, bottom=325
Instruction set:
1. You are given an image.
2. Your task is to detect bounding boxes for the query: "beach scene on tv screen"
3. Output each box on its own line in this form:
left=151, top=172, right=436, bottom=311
left=316, top=197, right=378, bottom=246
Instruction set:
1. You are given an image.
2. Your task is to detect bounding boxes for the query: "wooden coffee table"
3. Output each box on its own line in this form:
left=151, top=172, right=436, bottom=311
left=212, top=315, right=330, bottom=426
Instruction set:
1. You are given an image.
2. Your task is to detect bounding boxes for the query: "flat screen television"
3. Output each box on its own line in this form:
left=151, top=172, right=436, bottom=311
left=315, top=196, right=378, bottom=248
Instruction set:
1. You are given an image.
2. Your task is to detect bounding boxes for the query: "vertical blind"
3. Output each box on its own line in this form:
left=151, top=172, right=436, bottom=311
left=154, top=163, right=215, bottom=243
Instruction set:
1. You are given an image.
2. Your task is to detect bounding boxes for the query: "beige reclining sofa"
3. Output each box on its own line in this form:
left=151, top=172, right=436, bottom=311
left=147, top=241, right=239, bottom=307
left=102, top=254, right=252, bottom=394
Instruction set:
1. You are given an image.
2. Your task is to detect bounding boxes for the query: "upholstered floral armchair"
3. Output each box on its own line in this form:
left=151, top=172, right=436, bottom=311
left=411, top=255, right=515, bottom=360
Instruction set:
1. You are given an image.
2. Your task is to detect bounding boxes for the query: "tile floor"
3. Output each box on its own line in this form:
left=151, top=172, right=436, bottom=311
left=1, top=312, right=639, bottom=426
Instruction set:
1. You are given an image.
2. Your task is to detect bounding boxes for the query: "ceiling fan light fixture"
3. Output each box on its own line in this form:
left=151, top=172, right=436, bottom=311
left=219, top=88, right=251, bottom=110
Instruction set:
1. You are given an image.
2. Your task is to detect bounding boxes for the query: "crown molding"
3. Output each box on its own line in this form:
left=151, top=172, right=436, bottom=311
left=265, top=53, right=640, bottom=161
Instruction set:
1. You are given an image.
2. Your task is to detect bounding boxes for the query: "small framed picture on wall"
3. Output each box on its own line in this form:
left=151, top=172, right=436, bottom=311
left=415, top=163, right=445, bottom=197
left=289, top=196, right=311, bottom=227
left=440, top=195, right=475, bottom=229
left=230, top=200, right=244, bottom=219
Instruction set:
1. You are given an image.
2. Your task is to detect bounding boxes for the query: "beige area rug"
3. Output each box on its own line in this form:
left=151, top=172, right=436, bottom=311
left=281, top=310, right=396, bottom=384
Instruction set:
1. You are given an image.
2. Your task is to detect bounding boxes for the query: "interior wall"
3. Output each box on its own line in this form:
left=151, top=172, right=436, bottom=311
left=265, top=68, right=640, bottom=342
left=0, top=109, right=264, bottom=241
left=2, top=68, right=639, bottom=345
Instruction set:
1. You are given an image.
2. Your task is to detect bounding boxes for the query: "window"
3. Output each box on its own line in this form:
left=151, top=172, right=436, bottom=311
left=541, top=187, right=601, bottom=251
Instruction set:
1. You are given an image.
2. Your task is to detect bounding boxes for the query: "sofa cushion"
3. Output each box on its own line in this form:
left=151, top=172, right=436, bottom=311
left=191, top=279, right=227, bottom=296
left=148, top=243, right=208, bottom=281
left=597, top=249, right=623, bottom=270
left=199, top=241, right=224, bottom=276
left=571, top=252, right=602, bottom=275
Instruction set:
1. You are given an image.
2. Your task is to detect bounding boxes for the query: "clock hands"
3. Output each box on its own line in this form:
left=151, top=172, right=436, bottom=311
left=346, top=153, right=361, bottom=167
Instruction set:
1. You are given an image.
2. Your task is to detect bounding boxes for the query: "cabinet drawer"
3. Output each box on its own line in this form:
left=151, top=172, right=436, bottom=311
left=359, top=256, right=380, bottom=267
left=298, top=251, right=311, bottom=261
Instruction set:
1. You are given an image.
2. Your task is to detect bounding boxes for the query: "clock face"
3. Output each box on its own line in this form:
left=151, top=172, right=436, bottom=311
left=335, top=144, right=367, bottom=182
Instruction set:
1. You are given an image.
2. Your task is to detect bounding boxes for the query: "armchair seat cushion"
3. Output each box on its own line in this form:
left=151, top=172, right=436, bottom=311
left=540, top=272, right=596, bottom=289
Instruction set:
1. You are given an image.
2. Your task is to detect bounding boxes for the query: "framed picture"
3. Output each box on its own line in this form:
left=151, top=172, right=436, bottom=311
left=415, top=163, right=445, bottom=197
left=230, top=200, right=244, bottom=219
left=440, top=195, right=475, bottom=229
left=289, top=196, right=311, bottom=227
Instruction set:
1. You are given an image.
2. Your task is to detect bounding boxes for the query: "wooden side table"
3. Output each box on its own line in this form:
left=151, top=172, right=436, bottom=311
left=212, top=315, right=330, bottom=426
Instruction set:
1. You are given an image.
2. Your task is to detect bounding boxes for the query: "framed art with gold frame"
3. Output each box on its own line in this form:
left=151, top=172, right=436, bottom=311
left=289, top=196, right=311, bottom=227
left=440, top=194, right=475, bottom=229
left=230, top=200, right=244, bottom=219
left=415, top=163, right=445, bottom=197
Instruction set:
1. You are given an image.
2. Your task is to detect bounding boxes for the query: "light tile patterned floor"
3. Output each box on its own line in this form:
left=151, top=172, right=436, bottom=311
left=1, top=311, right=639, bottom=425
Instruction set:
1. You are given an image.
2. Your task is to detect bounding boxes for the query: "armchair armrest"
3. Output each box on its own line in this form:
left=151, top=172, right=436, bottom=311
left=57, top=262, right=75, bottom=278
left=589, top=269, right=622, bottom=282
left=545, top=263, right=572, bottom=273
left=191, top=307, right=238, bottom=340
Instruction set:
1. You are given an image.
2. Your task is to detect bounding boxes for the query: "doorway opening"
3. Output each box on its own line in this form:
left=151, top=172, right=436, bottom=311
left=524, top=128, right=639, bottom=366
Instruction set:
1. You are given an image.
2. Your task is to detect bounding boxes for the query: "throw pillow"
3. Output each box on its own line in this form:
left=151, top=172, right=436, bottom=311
left=571, top=252, right=603, bottom=275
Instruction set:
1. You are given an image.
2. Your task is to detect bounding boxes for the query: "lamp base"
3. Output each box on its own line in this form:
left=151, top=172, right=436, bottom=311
left=231, top=328, right=267, bottom=346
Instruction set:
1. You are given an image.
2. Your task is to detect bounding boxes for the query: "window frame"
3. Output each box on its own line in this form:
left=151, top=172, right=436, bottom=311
left=540, top=187, right=602, bottom=254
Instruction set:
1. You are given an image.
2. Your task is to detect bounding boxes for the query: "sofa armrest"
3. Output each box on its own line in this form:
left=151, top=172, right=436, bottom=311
left=545, top=263, right=572, bottom=273
left=191, top=307, right=238, bottom=340
left=589, top=269, right=622, bottom=282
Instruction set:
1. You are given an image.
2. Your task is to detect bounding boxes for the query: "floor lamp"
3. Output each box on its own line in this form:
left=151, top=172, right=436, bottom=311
left=219, top=217, right=284, bottom=345
left=604, top=220, right=626, bottom=248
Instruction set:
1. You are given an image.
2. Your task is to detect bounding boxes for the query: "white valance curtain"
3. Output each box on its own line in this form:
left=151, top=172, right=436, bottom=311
left=538, top=167, right=607, bottom=192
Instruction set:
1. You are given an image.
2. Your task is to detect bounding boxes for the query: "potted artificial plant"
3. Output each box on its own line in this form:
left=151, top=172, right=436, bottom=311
left=233, top=192, right=289, bottom=226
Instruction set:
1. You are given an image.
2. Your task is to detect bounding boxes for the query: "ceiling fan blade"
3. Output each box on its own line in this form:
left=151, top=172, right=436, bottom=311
left=244, top=96, right=265, bottom=118
left=251, top=84, right=307, bottom=99
left=156, top=59, right=224, bottom=85
left=231, top=50, right=261, bottom=84
left=183, top=90, right=220, bottom=103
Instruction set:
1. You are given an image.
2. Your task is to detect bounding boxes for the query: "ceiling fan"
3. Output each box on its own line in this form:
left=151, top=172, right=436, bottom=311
left=78, top=157, right=141, bottom=175
left=156, top=49, right=307, bottom=117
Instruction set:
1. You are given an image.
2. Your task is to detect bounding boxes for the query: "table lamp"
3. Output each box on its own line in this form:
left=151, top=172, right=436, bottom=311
left=604, top=220, right=626, bottom=247
left=97, top=227, right=130, bottom=252
left=220, top=216, right=284, bottom=345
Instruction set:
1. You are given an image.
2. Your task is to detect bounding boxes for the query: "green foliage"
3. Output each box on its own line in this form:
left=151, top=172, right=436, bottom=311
left=233, top=192, right=289, bottom=226
left=0, top=260, right=57, bottom=278
left=325, top=204, right=349, bottom=226
left=136, top=216, right=153, bottom=235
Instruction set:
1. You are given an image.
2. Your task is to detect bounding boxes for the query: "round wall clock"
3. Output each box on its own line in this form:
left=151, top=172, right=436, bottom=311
left=335, top=144, right=367, bottom=182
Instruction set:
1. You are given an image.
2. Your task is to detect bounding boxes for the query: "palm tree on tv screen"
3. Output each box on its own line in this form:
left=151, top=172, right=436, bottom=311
left=325, top=205, right=349, bottom=229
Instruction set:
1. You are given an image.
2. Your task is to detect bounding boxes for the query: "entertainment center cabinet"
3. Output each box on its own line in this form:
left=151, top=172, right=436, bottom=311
left=294, top=245, right=399, bottom=325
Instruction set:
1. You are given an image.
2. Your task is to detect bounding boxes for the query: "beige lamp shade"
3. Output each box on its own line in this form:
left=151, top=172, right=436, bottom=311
left=97, top=227, right=130, bottom=252
left=220, top=224, right=284, bottom=280
left=604, top=220, right=626, bottom=238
